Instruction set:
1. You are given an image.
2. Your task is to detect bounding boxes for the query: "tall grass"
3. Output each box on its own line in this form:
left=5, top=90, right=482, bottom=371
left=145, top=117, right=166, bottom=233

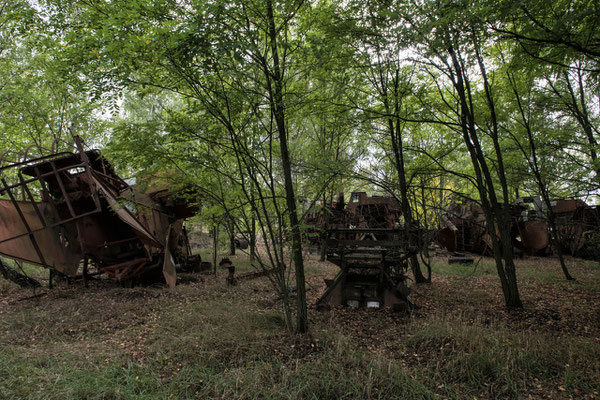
left=405, top=319, right=600, bottom=398
left=1, top=255, right=599, bottom=399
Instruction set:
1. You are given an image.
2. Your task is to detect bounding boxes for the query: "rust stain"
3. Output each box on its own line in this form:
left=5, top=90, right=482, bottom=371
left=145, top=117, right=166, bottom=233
left=0, top=136, right=199, bottom=287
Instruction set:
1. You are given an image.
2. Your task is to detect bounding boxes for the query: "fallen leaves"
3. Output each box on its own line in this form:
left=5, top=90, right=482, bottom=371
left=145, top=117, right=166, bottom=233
left=1, top=254, right=598, bottom=399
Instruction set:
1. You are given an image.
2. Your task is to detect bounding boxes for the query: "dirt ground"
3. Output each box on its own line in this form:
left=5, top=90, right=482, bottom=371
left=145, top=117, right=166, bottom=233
left=1, top=253, right=599, bottom=399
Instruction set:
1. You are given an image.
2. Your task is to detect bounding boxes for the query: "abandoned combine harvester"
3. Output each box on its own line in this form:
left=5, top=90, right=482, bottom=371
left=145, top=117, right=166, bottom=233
left=310, top=192, right=418, bottom=309
left=304, top=191, right=402, bottom=251
left=438, top=201, right=492, bottom=255
left=317, top=228, right=418, bottom=310
left=551, top=199, right=600, bottom=259
left=511, top=197, right=600, bottom=258
left=511, top=197, right=550, bottom=256
left=438, top=197, right=600, bottom=260
left=0, top=137, right=200, bottom=288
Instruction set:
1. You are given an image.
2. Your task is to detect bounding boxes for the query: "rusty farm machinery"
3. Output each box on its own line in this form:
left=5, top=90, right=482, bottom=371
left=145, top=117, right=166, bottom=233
left=0, top=137, right=202, bottom=289
left=437, top=197, right=600, bottom=260
left=316, top=227, right=418, bottom=310
left=306, top=192, right=419, bottom=310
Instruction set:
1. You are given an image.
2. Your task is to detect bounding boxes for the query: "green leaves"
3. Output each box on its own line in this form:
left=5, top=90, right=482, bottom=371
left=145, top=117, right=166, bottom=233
left=4, top=0, right=599, bottom=223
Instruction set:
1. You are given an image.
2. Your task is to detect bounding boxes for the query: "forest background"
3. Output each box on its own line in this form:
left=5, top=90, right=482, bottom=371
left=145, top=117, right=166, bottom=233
left=1, top=0, right=600, bottom=332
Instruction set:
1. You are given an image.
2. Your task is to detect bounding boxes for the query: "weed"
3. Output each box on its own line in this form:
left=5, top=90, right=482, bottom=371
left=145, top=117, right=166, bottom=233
left=1, top=255, right=599, bottom=399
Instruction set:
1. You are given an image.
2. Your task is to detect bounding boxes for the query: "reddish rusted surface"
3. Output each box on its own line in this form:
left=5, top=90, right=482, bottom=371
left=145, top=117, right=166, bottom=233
left=304, top=192, right=402, bottom=250
left=346, top=192, right=401, bottom=229
left=305, top=193, right=415, bottom=309
left=316, top=228, right=418, bottom=309
left=514, top=220, right=549, bottom=255
left=512, top=197, right=550, bottom=256
left=438, top=201, right=491, bottom=255
left=552, top=200, right=600, bottom=258
left=0, top=137, right=199, bottom=287
left=0, top=199, right=81, bottom=274
left=552, top=199, right=587, bottom=214
left=438, top=197, right=600, bottom=260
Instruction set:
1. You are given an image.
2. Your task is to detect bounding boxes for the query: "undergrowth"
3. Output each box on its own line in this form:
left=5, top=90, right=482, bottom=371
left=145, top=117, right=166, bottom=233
left=0, top=255, right=599, bottom=399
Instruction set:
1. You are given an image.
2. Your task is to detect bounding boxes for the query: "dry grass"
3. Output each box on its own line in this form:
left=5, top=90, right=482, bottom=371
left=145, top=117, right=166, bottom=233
left=0, top=253, right=599, bottom=399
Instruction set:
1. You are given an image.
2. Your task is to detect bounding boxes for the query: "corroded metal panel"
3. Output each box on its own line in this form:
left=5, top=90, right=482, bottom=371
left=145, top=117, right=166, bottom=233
left=517, top=220, right=549, bottom=255
left=0, top=137, right=200, bottom=287
left=0, top=199, right=81, bottom=275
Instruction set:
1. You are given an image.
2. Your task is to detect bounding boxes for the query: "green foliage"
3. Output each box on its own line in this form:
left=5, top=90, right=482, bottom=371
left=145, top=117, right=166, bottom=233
left=1, top=0, right=596, bottom=206
left=0, top=1, right=107, bottom=160
left=2, top=0, right=600, bottom=318
left=2, top=1, right=600, bottom=395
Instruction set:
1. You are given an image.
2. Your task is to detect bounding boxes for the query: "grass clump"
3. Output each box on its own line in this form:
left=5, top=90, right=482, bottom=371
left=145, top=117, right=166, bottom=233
left=0, top=346, right=164, bottom=400
left=1, top=254, right=599, bottom=399
left=405, top=319, right=600, bottom=398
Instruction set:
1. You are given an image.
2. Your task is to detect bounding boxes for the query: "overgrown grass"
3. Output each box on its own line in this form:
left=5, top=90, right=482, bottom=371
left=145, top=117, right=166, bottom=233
left=0, top=295, right=436, bottom=400
left=194, top=247, right=260, bottom=273
left=429, top=257, right=497, bottom=277
left=430, top=255, right=600, bottom=291
left=405, top=319, right=600, bottom=398
left=1, top=255, right=599, bottom=399
left=0, top=347, right=162, bottom=400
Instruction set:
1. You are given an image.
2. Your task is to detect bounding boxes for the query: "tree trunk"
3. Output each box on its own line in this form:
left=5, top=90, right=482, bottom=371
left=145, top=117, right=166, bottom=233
left=379, top=66, right=428, bottom=283
left=266, top=0, right=308, bottom=334
left=392, top=116, right=428, bottom=284
left=249, top=180, right=257, bottom=262
left=549, top=220, right=575, bottom=280
left=420, top=180, right=432, bottom=281
left=82, top=258, right=88, bottom=288
left=448, top=41, right=522, bottom=308
left=320, top=192, right=327, bottom=262
left=212, top=223, right=219, bottom=276
left=508, top=70, right=575, bottom=281
left=250, top=214, right=256, bottom=262
left=229, top=225, right=236, bottom=256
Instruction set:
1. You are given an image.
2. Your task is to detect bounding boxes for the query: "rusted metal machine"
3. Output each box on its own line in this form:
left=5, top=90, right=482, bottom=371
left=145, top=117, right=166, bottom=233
left=346, top=192, right=401, bottom=229
left=304, top=192, right=402, bottom=250
left=438, top=200, right=492, bottom=255
left=307, top=192, right=416, bottom=309
left=438, top=197, right=600, bottom=260
left=0, top=137, right=199, bottom=288
left=552, top=199, right=600, bottom=258
left=512, top=198, right=600, bottom=258
left=317, top=228, right=417, bottom=310
left=512, top=197, right=550, bottom=256
left=438, top=198, right=553, bottom=257
left=303, top=193, right=346, bottom=250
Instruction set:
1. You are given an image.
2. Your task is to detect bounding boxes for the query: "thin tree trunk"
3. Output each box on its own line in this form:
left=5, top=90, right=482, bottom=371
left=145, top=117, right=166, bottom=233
left=250, top=178, right=257, bottom=262
left=548, top=216, right=575, bottom=280
left=448, top=41, right=522, bottom=308
left=212, top=223, right=219, bottom=276
left=82, top=258, right=88, bottom=288
left=266, top=0, right=308, bottom=333
left=320, top=192, right=327, bottom=261
left=380, top=65, right=427, bottom=283
left=420, top=180, right=432, bottom=281
left=229, top=223, right=236, bottom=256
left=507, top=70, right=575, bottom=281
left=250, top=214, right=256, bottom=262
left=548, top=69, right=600, bottom=185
